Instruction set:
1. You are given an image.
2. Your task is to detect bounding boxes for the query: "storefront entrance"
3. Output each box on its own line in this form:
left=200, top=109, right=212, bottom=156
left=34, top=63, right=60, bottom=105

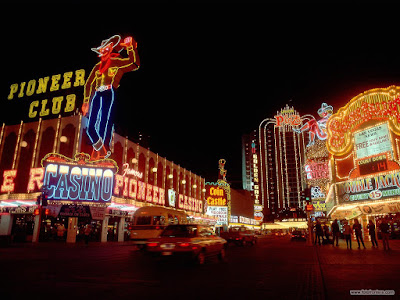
left=11, top=214, right=35, bottom=242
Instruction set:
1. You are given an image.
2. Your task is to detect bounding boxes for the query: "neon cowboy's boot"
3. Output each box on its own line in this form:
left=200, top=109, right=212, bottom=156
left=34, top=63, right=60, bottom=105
left=97, top=145, right=108, bottom=159
left=90, top=149, right=99, bottom=161
left=90, top=138, right=105, bottom=161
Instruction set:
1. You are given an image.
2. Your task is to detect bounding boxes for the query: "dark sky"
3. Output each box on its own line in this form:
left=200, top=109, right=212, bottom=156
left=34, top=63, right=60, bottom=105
left=2, top=10, right=399, bottom=187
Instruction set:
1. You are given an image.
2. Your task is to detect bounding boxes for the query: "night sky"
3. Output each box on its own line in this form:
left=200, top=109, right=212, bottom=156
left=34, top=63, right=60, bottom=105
left=2, top=10, right=399, bottom=187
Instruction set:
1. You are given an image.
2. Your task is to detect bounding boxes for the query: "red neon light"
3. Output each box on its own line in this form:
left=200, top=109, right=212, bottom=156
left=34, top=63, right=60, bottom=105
left=275, top=114, right=301, bottom=127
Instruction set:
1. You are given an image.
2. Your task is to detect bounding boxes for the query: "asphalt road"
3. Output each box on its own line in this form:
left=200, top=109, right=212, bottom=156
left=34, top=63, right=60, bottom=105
left=1, top=236, right=399, bottom=299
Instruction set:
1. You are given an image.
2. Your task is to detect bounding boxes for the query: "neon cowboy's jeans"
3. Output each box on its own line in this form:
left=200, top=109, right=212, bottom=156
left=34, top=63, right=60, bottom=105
left=86, top=88, right=115, bottom=150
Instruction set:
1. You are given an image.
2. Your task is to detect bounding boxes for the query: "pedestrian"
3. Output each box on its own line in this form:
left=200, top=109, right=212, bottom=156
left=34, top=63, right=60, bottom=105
left=352, top=219, right=366, bottom=249
left=57, top=223, right=66, bottom=241
left=343, top=221, right=352, bottom=249
left=84, top=224, right=92, bottom=245
left=367, top=220, right=378, bottom=248
left=331, top=219, right=340, bottom=247
left=379, top=217, right=391, bottom=251
left=314, top=220, right=323, bottom=245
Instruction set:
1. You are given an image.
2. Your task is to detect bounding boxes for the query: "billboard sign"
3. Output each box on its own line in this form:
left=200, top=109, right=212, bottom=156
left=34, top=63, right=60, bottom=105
left=337, top=170, right=400, bottom=204
left=206, top=206, right=228, bottom=225
left=354, top=123, right=392, bottom=160
left=42, top=153, right=117, bottom=203
left=205, top=184, right=227, bottom=206
left=5, top=69, right=86, bottom=122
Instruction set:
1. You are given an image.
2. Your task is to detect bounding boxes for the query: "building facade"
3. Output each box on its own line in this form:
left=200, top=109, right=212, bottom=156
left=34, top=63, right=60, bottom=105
left=258, top=105, right=309, bottom=217
left=0, top=115, right=207, bottom=243
left=326, top=86, right=400, bottom=238
left=242, top=130, right=258, bottom=192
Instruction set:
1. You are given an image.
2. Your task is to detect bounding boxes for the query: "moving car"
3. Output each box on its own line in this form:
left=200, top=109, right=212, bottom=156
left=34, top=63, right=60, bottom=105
left=220, top=227, right=257, bottom=246
left=290, top=230, right=306, bottom=241
left=146, top=224, right=227, bottom=264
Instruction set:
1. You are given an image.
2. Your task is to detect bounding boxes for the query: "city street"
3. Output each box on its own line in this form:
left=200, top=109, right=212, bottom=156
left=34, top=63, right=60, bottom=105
left=1, top=236, right=399, bottom=299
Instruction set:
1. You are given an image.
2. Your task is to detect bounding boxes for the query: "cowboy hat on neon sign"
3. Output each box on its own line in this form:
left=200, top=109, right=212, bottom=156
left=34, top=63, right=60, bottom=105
left=91, top=35, right=135, bottom=61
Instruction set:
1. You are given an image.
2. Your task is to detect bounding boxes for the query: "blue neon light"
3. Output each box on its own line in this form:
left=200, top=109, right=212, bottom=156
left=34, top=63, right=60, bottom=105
left=44, top=163, right=114, bottom=202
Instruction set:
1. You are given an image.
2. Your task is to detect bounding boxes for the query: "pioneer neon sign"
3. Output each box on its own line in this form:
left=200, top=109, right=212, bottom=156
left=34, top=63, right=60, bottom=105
left=44, top=164, right=114, bottom=202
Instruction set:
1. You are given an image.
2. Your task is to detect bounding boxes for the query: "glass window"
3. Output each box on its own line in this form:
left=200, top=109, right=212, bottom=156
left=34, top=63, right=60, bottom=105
left=161, top=225, right=197, bottom=238
left=153, top=215, right=165, bottom=225
left=198, top=227, right=214, bottom=237
left=168, top=214, right=174, bottom=224
left=136, top=216, right=151, bottom=225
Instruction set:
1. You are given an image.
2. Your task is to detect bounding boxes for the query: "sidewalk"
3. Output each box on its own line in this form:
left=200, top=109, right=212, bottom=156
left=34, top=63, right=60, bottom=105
left=312, top=238, right=400, bottom=299
left=0, top=239, right=139, bottom=249
left=313, top=236, right=400, bottom=251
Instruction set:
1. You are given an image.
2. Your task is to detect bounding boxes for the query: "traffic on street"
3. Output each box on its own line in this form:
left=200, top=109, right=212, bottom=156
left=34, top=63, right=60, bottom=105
left=1, top=234, right=399, bottom=299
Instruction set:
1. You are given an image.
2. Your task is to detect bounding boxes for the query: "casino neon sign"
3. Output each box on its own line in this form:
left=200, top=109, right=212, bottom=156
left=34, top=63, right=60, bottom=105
left=44, top=164, right=114, bottom=202
left=42, top=153, right=117, bottom=203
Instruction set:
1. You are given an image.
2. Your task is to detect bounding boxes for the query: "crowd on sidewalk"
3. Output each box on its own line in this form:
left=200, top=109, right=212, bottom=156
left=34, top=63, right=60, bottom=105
left=313, top=217, right=392, bottom=251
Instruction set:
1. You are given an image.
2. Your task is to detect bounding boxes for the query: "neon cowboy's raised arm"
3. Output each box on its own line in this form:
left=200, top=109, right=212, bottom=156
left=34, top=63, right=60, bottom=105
left=114, top=44, right=140, bottom=73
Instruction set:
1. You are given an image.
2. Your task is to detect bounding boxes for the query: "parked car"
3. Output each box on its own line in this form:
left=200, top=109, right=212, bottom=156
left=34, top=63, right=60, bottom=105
left=220, top=228, right=257, bottom=246
left=146, top=224, right=227, bottom=264
left=290, top=230, right=306, bottom=241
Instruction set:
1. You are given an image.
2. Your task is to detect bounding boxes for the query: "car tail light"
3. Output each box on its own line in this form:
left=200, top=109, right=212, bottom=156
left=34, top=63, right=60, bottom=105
left=179, top=242, right=190, bottom=247
left=147, top=242, right=158, bottom=247
left=235, top=237, right=241, bottom=240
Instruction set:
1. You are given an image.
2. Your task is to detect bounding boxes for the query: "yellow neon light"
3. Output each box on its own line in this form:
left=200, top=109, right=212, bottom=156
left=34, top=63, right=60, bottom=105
left=327, top=86, right=400, bottom=157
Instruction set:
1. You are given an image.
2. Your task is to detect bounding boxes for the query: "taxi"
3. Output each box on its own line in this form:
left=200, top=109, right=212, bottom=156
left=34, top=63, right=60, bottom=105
left=146, top=224, right=227, bottom=264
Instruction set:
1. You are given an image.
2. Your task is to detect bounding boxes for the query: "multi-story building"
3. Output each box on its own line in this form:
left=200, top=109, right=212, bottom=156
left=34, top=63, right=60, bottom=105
left=258, top=104, right=309, bottom=217
left=241, top=130, right=258, bottom=192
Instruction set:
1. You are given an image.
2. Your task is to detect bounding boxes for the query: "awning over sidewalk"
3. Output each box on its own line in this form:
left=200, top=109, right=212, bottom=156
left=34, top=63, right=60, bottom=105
left=262, top=221, right=307, bottom=230
left=329, top=200, right=400, bottom=220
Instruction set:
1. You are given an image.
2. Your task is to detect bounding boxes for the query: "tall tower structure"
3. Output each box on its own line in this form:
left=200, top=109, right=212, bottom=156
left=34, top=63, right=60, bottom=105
left=259, top=104, right=309, bottom=217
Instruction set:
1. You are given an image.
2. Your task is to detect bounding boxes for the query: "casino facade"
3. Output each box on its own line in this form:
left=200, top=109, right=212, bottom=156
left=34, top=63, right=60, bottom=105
left=0, top=114, right=208, bottom=243
left=326, top=86, right=400, bottom=235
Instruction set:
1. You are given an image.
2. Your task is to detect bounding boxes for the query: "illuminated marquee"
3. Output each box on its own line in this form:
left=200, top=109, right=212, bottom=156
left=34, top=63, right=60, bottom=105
left=177, top=194, right=203, bottom=213
left=205, top=185, right=227, bottom=206
left=113, top=173, right=166, bottom=206
left=327, top=86, right=400, bottom=156
left=337, top=169, right=400, bottom=204
left=7, top=69, right=86, bottom=119
left=206, top=206, right=228, bottom=225
left=113, top=174, right=202, bottom=213
left=354, top=123, right=392, bottom=160
left=251, top=140, right=260, bottom=204
left=41, top=152, right=117, bottom=202
left=305, top=162, right=329, bottom=180
left=44, top=163, right=114, bottom=202
left=275, top=115, right=301, bottom=127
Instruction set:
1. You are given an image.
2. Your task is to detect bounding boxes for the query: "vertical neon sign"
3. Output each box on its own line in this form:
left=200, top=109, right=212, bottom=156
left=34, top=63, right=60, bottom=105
left=82, top=35, right=140, bottom=160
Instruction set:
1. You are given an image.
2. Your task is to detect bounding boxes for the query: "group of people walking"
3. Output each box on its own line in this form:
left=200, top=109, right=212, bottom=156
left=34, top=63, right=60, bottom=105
left=314, top=217, right=391, bottom=250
